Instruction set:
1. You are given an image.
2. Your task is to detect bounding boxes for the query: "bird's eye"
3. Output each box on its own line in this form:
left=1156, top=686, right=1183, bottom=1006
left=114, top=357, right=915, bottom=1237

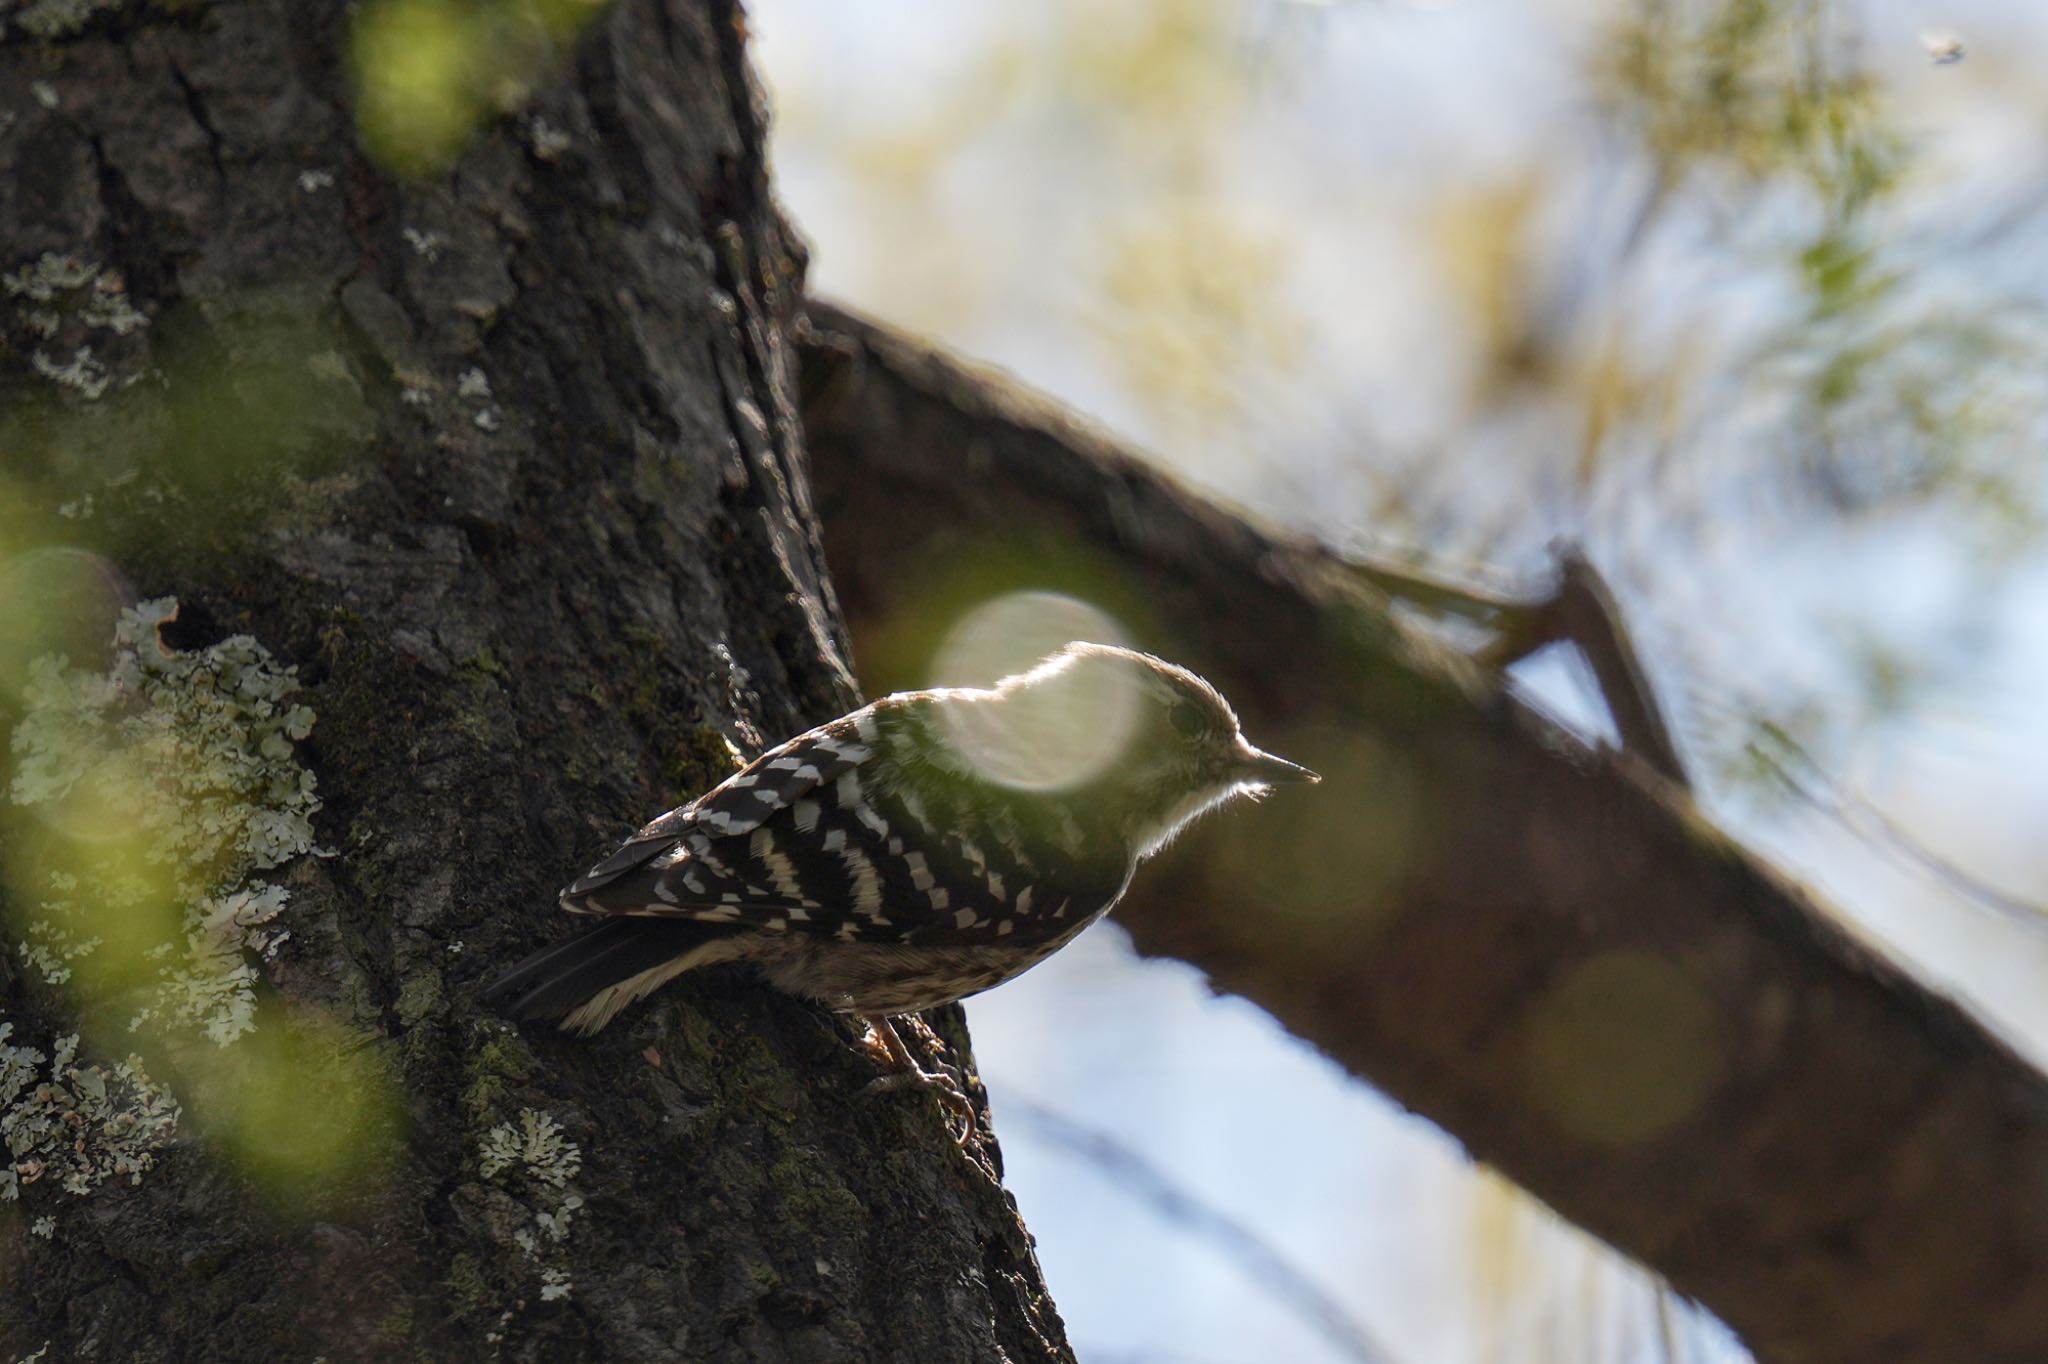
left=1169, top=702, right=1205, bottom=737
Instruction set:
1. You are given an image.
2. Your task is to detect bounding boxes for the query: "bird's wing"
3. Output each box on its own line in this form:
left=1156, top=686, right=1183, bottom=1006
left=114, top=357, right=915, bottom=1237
left=561, top=713, right=875, bottom=902
left=560, top=701, right=1127, bottom=947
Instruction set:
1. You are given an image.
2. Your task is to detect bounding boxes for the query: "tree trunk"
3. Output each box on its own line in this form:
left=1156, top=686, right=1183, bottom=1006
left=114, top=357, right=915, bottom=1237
left=0, top=5, right=1069, bottom=1362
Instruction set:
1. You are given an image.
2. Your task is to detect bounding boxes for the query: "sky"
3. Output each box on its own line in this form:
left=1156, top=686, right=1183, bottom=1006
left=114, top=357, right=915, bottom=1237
left=745, top=2, right=2048, bottom=1361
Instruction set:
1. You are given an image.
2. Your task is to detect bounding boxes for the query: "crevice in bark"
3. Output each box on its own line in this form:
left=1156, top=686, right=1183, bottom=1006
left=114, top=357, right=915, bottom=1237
left=164, top=53, right=226, bottom=183
left=84, top=132, right=167, bottom=299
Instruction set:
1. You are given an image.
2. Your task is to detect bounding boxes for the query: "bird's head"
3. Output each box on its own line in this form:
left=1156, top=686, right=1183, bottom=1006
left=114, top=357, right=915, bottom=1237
left=974, top=642, right=1319, bottom=859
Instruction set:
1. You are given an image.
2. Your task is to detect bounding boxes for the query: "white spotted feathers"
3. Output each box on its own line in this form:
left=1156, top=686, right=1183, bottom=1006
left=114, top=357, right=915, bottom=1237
left=556, top=702, right=1120, bottom=949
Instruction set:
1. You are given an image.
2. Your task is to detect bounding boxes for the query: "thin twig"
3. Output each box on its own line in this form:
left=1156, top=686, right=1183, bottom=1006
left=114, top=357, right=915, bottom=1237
left=1764, top=754, right=2048, bottom=929
left=998, top=1092, right=1406, bottom=1364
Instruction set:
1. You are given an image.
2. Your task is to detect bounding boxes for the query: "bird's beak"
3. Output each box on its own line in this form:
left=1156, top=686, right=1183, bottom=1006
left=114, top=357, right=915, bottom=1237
left=1233, top=742, right=1320, bottom=786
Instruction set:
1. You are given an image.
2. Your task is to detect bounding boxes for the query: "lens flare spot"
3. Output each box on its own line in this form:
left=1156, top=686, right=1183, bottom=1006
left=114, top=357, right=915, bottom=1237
left=351, top=0, right=608, bottom=178
left=20, top=742, right=169, bottom=847
left=352, top=0, right=485, bottom=177
left=190, top=1009, right=402, bottom=1210
left=929, top=592, right=1136, bottom=791
left=8, top=824, right=187, bottom=1005
left=1525, top=948, right=1723, bottom=1146
left=0, top=545, right=124, bottom=700
left=1214, top=727, right=1415, bottom=938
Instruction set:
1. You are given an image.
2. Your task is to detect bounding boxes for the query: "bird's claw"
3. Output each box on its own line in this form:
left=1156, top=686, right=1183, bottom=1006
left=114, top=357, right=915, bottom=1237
left=858, top=1015, right=978, bottom=1144
left=863, top=1067, right=978, bottom=1143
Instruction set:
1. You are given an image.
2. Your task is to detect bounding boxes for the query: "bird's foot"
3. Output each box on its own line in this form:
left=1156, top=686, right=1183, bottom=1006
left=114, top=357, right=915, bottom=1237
left=857, top=1015, right=977, bottom=1144
left=864, top=1068, right=977, bottom=1143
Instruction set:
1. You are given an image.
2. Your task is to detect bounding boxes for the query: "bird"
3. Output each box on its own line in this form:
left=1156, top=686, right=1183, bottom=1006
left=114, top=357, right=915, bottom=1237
left=484, top=641, right=1318, bottom=1131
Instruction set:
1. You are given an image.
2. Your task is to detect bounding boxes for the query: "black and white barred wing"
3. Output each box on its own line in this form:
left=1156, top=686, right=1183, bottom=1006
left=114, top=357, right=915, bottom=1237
left=560, top=714, right=875, bottom=914
left=560, top=699, right=1127, bottom=948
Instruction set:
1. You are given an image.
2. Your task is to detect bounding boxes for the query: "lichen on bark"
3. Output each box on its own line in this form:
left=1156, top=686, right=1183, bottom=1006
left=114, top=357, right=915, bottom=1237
left=9, top=597, right=321, bottom=1045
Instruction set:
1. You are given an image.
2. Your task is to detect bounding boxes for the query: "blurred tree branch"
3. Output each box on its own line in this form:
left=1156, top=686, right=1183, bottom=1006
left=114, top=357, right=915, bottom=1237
left=1361, top=545, right=1690, bottom=789
left=800, top=297, right=2048, bottom=1364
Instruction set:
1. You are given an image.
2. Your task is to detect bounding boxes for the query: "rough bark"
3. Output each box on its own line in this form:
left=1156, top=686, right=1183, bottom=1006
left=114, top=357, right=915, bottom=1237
left=0, top=8, right=1069, bottom=1363
left=800, top=299, right=2048, bottom=1364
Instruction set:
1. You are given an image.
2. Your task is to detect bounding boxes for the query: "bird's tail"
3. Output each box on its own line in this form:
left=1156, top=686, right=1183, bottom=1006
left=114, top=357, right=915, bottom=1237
left=482, top=917, right=749, bottom=1036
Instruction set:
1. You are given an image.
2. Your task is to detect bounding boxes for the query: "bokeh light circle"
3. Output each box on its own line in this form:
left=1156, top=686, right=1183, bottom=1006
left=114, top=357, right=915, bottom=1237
left=0, top=544, right=126, bottom=700
left=929, top=591, right=1136, bottom=791
left=1525, top=948, right=1723, bottom=1147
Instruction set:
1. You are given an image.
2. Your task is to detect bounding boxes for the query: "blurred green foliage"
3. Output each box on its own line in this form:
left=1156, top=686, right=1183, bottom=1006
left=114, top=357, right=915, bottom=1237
left=353, top=0, right=605, bottom=176
left=2, top=598, right=397, bottom=1216
left=194, top=1009, right=401, bottom=1210
left=0, top=287, right=367, bottom=562
left=768, top=0, right=2048, bottom=810
left=1597, top=0, right=1902, bottom=212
